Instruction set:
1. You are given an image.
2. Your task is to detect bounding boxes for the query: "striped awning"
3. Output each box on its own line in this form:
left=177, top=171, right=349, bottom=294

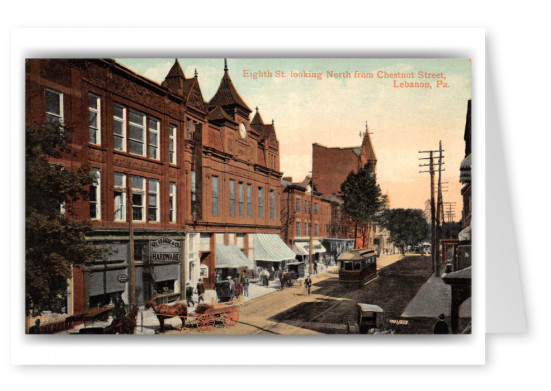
left=216, top=243, right=254, bottom=268
left=293, top=240, right=327, bottom=256
left=253, top=234, right=297, bottom=262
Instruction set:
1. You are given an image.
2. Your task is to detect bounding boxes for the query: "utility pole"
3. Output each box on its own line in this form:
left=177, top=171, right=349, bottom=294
left=419, top=144, right=445, bottom=274
left=126, top=176, right=136, bottom=307
left=436, top=141, right=444, bottom=275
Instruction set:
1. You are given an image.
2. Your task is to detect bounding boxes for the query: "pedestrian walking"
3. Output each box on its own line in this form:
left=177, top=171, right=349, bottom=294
left=305, top=274, right=312, bottom=296
left=242, top=275, right=250, bottom=297
left=313, top=260, right=318, bottom=274
left=433, top=313, right=450, bottom=334
left=196, top=279, right=205, bottom=304
left=185, top=283, right=195, bottom=307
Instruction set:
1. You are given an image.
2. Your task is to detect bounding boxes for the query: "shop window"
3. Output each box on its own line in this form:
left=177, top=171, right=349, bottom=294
left=128, top=110, right=146, bottom=156
left=131, top=175, right=145, bottom=221
left=114, top=172, right=126, bottom=221
left=169, top=124, right=177, bottom=164
left=148, top=179, right=160, bottom=222
left=89, top=168, right=101, bottom=220
left=113, top=104, right=126, bottom=152
left=148, top=117, right=159, bottom=160
left=88, top=93, right=101, bottom=145
left=155, top=280, right=175, bottom=296
left=45, top=88, right=63, bottom=124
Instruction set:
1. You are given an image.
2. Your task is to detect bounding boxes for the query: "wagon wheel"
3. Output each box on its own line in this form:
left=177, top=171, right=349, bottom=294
left=197, top=313, right=215, bottom=332
left=222, top=307, right=239, bottom=327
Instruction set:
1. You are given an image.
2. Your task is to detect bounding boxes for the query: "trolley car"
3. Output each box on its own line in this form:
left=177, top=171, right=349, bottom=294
left=338, top=248, right=377, bottom=286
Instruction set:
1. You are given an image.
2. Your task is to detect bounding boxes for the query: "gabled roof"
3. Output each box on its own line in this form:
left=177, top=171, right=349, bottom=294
left=361, top=128, right=377, bottom=161
left=250, top=108, right=276, bottom=141
left=208, top=105, right=237, bottom=124
left=161, top=59, right=186, bottom=96
left=209, top=61, right=252, bottom=113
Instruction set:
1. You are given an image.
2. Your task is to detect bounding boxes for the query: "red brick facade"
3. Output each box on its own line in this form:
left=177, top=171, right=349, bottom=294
left=26, top=58, right=284, bottom=306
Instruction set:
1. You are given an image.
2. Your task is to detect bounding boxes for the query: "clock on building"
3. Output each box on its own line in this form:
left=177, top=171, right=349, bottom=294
left=239, top=122, right=247, bottom=139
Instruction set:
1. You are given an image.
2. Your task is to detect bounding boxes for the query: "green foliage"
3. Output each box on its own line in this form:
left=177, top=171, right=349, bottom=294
left=377, top=208, right=429, bottom=253
left=25, top=123, right=104, bottom=312
left=340, top=165, right=386, bottom=225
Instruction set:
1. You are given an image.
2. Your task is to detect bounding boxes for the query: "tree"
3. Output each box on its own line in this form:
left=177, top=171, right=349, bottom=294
left=340, top=165, right=386, bottom=247
left=25, top=122, right=104, bottom=313
left=377, top=208, right=429, bottom=254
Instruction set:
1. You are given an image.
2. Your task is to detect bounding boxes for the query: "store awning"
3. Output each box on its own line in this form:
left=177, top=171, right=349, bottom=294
left=216, top=243, right=254, bottom=268
left=253, top=234, right=297, bottom=262
left=293, top=240, right=327, bottom=256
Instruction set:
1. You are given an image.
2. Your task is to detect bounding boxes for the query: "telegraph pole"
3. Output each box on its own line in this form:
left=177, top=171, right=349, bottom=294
left=126, top=177, right=136, bottom=307
left=419, top=144, right=445, bottom=274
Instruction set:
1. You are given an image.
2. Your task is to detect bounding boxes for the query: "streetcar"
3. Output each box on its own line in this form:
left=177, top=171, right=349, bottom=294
left=338, top=248, right=377, bottom=286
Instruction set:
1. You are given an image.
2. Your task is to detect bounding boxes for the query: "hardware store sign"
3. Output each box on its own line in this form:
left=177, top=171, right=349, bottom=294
left=151, top=238, right=181, bottom=261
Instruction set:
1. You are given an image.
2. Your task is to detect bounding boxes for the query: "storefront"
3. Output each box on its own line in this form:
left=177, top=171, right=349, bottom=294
left=253, top=233, right=297, bottom=277
left=215, top=243, right=254, bottom=282
left=293, top=239, right=328, bottom=264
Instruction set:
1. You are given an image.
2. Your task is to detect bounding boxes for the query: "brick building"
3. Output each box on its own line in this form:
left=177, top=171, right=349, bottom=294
left=311, top=130, right=379, bottom=249
left=25, top=58, right=292, bottom=314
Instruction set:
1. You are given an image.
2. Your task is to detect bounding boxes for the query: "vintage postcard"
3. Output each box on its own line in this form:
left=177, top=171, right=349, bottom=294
left=24, top=57, right=472, bottom=336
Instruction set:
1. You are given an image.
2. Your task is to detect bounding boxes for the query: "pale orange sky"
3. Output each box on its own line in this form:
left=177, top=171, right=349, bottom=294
left=119, top=58, right=471, bottom=219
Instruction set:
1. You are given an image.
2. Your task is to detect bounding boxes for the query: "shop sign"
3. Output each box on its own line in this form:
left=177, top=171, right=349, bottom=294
left=117, top=273, right=129, bottom=283
left=151, top=238, right=181, bottom=261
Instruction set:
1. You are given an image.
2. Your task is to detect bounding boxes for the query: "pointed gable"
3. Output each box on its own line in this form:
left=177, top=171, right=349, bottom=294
left=161, top=59, right=186, bottom=96
left=183, top=78, right=207, bottom=113
left=250, top=108, right=277, bottom=144
left=209, top=60, right=252, bottom=114
left=361, top=128, right=377, bottom=162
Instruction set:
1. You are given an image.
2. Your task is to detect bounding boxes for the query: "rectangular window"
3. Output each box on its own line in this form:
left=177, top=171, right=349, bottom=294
left=270, top=190, right=275, bottom=220
left=238, top=182, right=244, bottom=217
left=169, top=182, right=176, bottom=223
left=258, top=187, right=264, bottom=219
left=114, top=172, right=126, bottom=221
left=305, top=222, right=309, bottom=237
left=148, top=118, right=159, bottom=160
left=191, top=171, right=197, bottom=219
left=315, top=202, right=318, bottom=215
left=229, top=179, right=236, bottom=217
left=315, top=223, right=319, bottom=237
left=128, top=110, right=146, bottom=156
left=296, top=221, right=301, bottom=237
left=113, top=104, right=126, bottom=151
left=148, top=179, right=160, bottom=222
left=169, top=124, right=177, bottom=164
left=212, top=176, right=219, bottom=216
left=187, top=119, right=192, bottom=138
left=247, top=184, right=252, bottom=218
left=89, top=93, right=101, bottom=145
left=296, top=197, right=301, bottom=212
left=45, top=88, right=63, bottom=124
left=89, top=168, right=101, bottom=220
left=131, top=176, right=145, bottom=222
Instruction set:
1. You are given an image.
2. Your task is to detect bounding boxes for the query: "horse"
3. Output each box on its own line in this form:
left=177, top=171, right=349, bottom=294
left=108, top=305, right=139, bottom=334
left=280, top=272, right=293, bottom=290
left=145, top=300, right=187, bottom=332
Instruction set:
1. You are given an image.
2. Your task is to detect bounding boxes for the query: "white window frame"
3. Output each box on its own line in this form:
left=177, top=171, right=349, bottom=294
left=90, top=168, right=101, bottom=220
left=128, top=110, right=146, bottom=156
left=296, top=220, right=301, bottom=237
left=45, top=88, right=64, bottom=124
left=169, top=124, right=177, bottom=164
left=88, top=93, right=101, bottom=145
left=148, top=118, right=160, bottom=160
left=113, top=104, right=127, bottom=152
left=131, top=175, right=145, bottom=222
left=270, top=190, right=275, bottom=220
left=258, top=186, right=264, bottom=219
left=114, top=172, right=127, bottom=222
left=229, top=179, right=235, bottom=217
left=148, top=178, right=160, bottom=223
left=169, top=182, right=177, bottom=223
left=212, top=176, right=219, bottom=216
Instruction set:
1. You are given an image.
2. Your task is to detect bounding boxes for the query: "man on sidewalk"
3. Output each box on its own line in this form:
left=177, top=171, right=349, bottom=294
left=196, top=279, right=205, bottom=304
left=185, top=283, right=195, bottom=307
left=305, top=274, right=312, bottom=296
